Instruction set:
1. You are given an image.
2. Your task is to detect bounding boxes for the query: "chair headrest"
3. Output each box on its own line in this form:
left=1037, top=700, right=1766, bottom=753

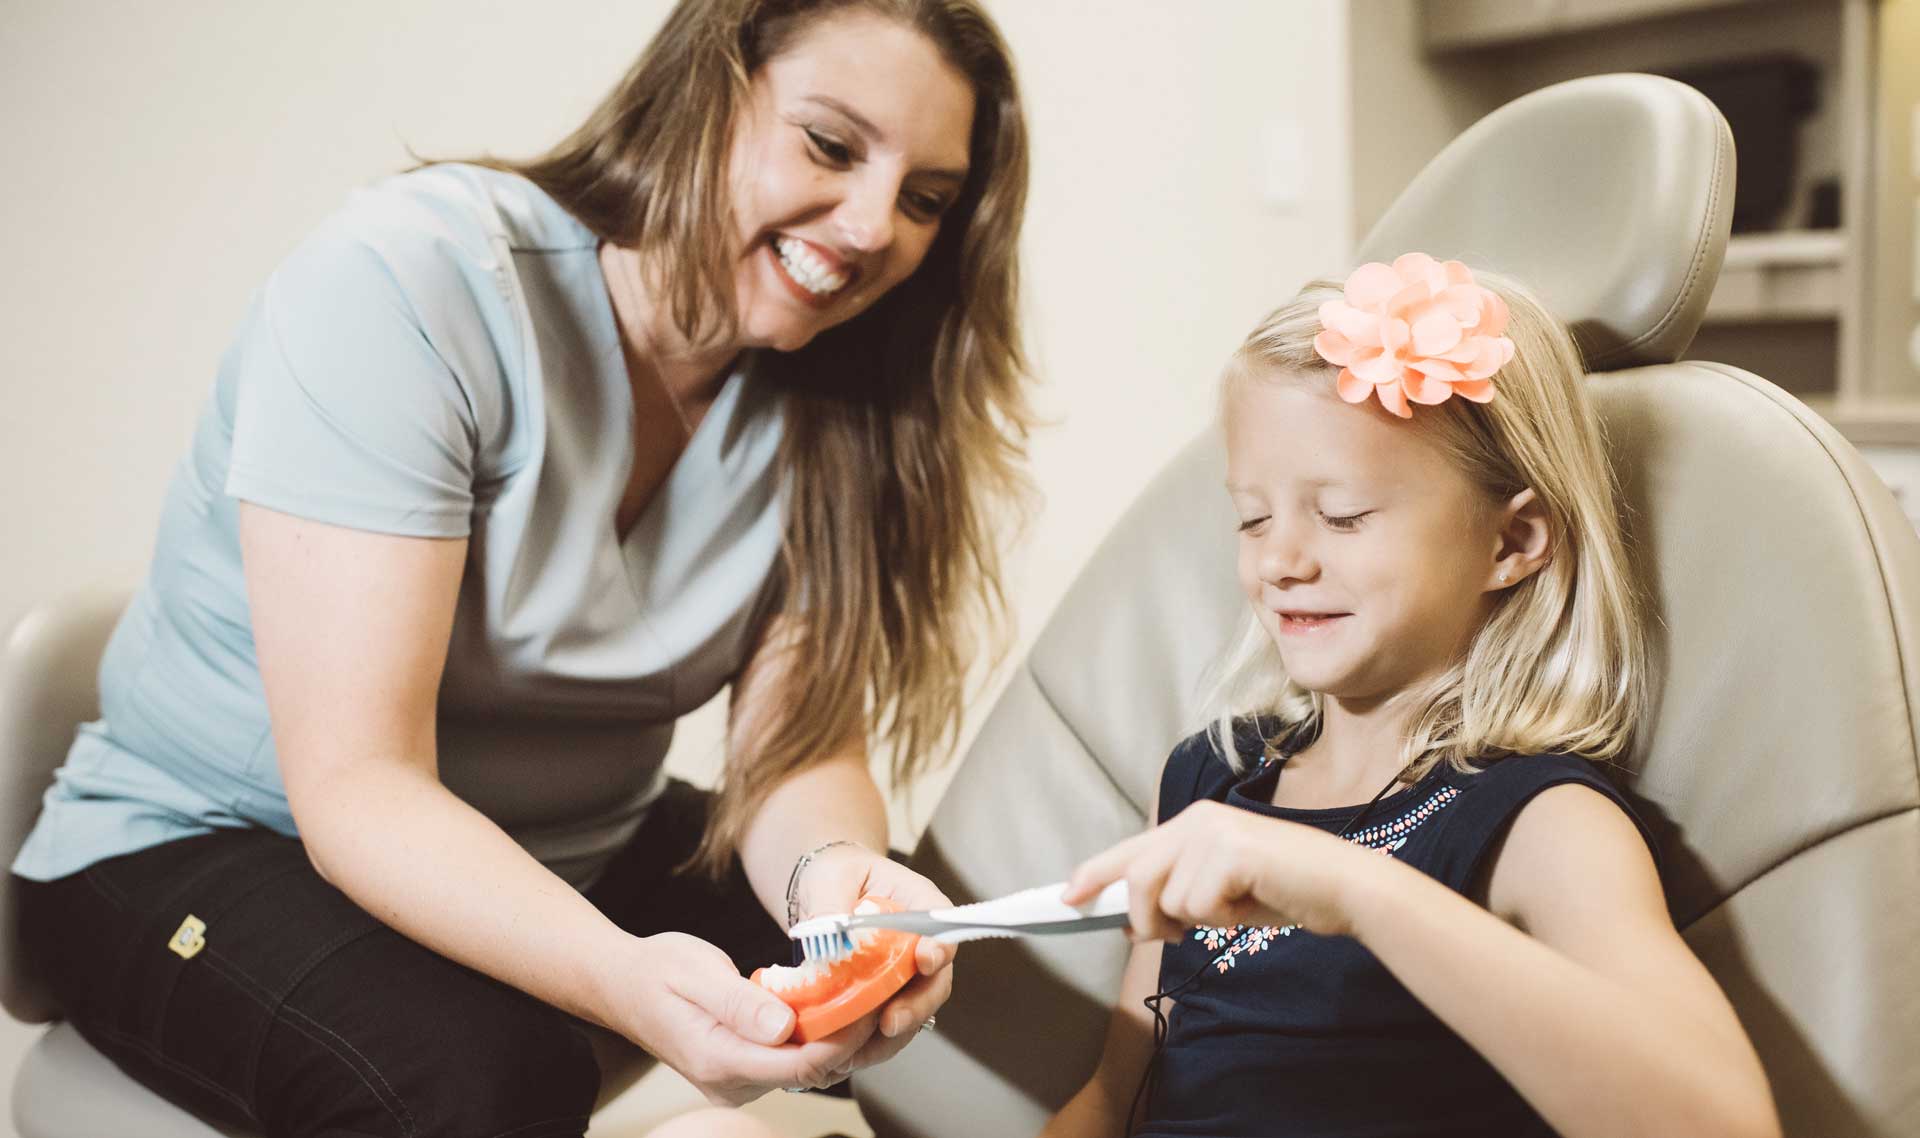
left=1357, top=73, right=1735, bottom=372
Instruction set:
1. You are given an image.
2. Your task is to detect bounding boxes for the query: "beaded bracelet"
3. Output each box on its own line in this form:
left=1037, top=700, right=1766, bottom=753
left=784, top=839, right=862, bottom=930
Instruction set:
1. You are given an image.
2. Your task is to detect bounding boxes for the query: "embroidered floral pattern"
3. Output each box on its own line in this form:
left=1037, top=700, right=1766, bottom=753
left=1192, top=784, right=1463, bottom=972
left=1196, top=921, right=1297, bottom=972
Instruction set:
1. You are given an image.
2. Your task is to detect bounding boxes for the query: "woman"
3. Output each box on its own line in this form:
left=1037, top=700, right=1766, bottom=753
left=11, top=1, right=1031, bottom=1134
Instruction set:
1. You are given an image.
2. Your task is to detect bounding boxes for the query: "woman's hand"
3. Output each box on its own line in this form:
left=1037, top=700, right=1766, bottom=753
left=1060, top=801, right=1392, bottom=942
left=792, top=844, right=956, bottom=1071
left=609, top=931, right=875, bottom=1106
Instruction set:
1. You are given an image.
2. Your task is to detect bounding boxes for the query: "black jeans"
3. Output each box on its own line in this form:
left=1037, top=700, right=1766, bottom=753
left=15, top=779, right=792, bottom=1138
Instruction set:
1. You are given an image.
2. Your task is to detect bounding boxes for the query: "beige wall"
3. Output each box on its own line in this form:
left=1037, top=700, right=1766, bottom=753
left=0, top=0, right=1353, bottom=842
left=1867, top=0, right=1920, bottom=398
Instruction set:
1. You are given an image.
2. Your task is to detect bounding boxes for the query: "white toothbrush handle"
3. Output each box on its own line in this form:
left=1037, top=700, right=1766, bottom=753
left=918, top=879, right=1131, bottom=942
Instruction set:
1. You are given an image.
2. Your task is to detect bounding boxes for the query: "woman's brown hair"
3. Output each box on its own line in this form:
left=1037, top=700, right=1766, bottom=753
left=484, top=0, right=1034, bottom=874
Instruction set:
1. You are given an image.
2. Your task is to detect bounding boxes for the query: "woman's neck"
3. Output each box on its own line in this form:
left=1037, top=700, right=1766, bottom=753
left=598, top=243, right=738, bottom=408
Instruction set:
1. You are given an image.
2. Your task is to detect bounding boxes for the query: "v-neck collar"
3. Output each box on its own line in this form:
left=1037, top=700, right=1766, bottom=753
left=586, top=253, right=750, bottom=551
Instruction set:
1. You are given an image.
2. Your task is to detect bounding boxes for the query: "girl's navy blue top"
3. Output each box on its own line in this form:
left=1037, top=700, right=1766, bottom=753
left=1136, top=722, right=1656, bottom=1138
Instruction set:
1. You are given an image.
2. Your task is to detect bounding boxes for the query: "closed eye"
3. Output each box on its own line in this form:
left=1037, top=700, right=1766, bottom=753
left=1237, top=516, right=1269, bottom=534
left=805, top=126, right=854, bottom=166
left=1319, top=511, right=1370, bottom=532
left=901, top=188, right=952, bottom=222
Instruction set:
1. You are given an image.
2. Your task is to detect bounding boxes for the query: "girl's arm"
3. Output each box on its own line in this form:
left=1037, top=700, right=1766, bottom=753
left=243, top=505, right=862, bottom=1104
left=1044, top=789, right=1171, bottom=1138
left=1066, top=790, right=1780, bottom=1138
left=1344, top=783, right=1779, bottom=1138
left=1039, top=938, right=1163, bottom=1138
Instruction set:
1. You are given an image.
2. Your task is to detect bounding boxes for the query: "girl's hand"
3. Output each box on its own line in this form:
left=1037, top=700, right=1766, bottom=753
left=1061, top=801, right=1389, bottom=942
left=608, top=931, right=873, bottom=1106
left=793, top=844, right=956, bottom=1071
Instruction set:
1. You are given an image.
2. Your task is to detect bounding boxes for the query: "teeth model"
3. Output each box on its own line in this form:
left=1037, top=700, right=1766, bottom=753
left=774, top=235, right=849, bottom=297
left=757, top=900, right=886, bottom=990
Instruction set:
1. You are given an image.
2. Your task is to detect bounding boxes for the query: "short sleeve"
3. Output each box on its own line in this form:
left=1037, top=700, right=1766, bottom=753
left=1157, top=727, right=1236, bottom=823
left=1428, top=753, right=1661, bottom=893
left=224, top=222, right=483, bottom=538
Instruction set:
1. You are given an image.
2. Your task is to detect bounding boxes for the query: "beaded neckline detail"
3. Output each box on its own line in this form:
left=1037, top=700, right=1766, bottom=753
left=1193, top=784, right=1462, bottom=973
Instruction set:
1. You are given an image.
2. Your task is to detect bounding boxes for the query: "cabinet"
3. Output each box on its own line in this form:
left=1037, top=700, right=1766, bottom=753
left=1352, top=0, right=1919, bottom=443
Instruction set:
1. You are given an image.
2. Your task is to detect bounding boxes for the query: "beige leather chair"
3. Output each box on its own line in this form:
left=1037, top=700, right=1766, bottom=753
left=855, top=73, right=1920, bottom=1137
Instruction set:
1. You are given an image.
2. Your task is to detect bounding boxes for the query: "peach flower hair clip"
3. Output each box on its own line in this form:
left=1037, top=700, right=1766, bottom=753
left=1312, top=252, right=1516, bottom=419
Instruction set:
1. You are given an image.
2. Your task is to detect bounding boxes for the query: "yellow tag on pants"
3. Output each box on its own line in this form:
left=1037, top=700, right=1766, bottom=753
left=168, top=915, right=207, bottom=960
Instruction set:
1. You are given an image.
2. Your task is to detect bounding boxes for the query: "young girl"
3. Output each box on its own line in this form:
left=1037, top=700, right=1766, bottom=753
left=644, top=257, right=1782, bottom=1137
left=1047, top=255, right=1781, bottom=1138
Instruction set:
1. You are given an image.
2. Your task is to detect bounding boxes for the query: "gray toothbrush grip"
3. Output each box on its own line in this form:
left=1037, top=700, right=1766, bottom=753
left=849, top=910, right=1130, bottom=938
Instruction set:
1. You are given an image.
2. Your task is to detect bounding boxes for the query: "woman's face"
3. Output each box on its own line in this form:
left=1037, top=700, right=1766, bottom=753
left=725, top=10, right=976, bottom=353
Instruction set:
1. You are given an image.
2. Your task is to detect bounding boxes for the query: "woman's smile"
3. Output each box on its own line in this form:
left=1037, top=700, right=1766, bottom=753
left=766, top=232, right=856, bottom=307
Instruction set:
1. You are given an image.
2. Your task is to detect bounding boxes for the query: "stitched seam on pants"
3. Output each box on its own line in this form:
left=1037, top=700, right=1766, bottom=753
left=204, top=922, right=385, bottom=1108
left=279, top=923, right=385, bottom=1003
left=278, top=997, right=420, bottom=1128
left=268, top=1005, right=420, bottom=1138
left=80, top=862, right=133, bottom=908
left=86, top=1020, right=262, bottom=1123
left=202, top=949, right=418, bottom=1138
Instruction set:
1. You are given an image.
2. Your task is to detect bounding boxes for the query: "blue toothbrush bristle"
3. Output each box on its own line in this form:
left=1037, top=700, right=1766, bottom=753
left=798, top=927, right=854, bottom=963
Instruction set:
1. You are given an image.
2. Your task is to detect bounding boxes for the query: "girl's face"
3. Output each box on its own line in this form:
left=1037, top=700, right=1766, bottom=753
left=1226, top=375, right=1516, bottom=709
left=725, top=11, right=976, bottom=353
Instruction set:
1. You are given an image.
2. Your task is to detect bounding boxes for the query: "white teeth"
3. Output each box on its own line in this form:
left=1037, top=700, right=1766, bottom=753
left=774, top=235, right=849, bottom=297
left=757, top=959, right=825, bottom=992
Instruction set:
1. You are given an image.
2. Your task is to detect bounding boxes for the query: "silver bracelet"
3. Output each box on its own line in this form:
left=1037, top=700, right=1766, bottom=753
left=784, top=839, right=862, bottom=930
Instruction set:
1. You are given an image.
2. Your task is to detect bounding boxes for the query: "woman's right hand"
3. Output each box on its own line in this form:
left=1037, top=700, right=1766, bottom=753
left=612, top=931, right=877, bottom=1106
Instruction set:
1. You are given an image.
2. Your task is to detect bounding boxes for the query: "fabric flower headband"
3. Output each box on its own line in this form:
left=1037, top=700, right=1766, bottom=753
left=1312, top=252, right=1515, bottom=419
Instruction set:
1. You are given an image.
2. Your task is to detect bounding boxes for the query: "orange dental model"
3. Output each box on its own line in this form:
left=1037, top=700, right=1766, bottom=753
left=753, top=897, right=921, bottom=1044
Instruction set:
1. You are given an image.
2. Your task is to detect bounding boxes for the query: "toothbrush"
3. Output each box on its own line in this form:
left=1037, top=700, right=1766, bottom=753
left=788, top=880, right=1131, bottom=964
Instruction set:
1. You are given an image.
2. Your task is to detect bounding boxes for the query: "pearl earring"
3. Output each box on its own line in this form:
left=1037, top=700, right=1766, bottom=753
left=1498, top=571, right=1510, bottom=584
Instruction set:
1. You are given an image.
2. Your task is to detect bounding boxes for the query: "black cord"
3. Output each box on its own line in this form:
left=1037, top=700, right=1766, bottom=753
left=1119, top=763, right=1406, bottom=1137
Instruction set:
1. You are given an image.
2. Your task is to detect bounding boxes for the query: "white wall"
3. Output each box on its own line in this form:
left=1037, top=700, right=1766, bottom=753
left=0, top=0, right=1350, bottom=1128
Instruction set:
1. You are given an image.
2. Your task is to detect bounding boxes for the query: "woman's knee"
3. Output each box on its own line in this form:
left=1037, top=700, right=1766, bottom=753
left=419, top=1010, right=599, bottom=1138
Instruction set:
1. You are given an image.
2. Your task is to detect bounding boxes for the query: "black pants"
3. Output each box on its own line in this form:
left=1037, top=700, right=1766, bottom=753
left=15, top=779, right=792, bottom=1138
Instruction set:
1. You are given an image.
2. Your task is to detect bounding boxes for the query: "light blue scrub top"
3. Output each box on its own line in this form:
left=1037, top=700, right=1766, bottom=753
left=13, top=165, right=787, bottom=889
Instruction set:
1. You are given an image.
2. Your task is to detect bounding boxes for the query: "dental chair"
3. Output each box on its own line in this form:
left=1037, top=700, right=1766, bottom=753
left=854, top=73, right=1920, bottom=1137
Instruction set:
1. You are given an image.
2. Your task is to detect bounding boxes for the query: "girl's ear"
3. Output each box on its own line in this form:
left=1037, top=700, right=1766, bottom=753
left=1488, top=488, right=1551, bottom=591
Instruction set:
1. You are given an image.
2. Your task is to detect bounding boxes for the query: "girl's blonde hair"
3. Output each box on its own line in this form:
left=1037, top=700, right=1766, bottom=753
left=1206, top=272, right=1650, bottom=779
left=473, top=0, right=1034, bottom=874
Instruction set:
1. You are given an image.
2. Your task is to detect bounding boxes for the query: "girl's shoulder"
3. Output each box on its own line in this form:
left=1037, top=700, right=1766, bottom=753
left=1445, top=751, right=1637, bottom=815
left=1158, top=716, right=1287, bottom=821
left=1428, top=752, right=1660, bottom=888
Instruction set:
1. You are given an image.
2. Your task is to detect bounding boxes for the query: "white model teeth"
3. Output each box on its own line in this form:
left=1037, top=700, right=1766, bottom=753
left=774, top=235, right=849, bottom=297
